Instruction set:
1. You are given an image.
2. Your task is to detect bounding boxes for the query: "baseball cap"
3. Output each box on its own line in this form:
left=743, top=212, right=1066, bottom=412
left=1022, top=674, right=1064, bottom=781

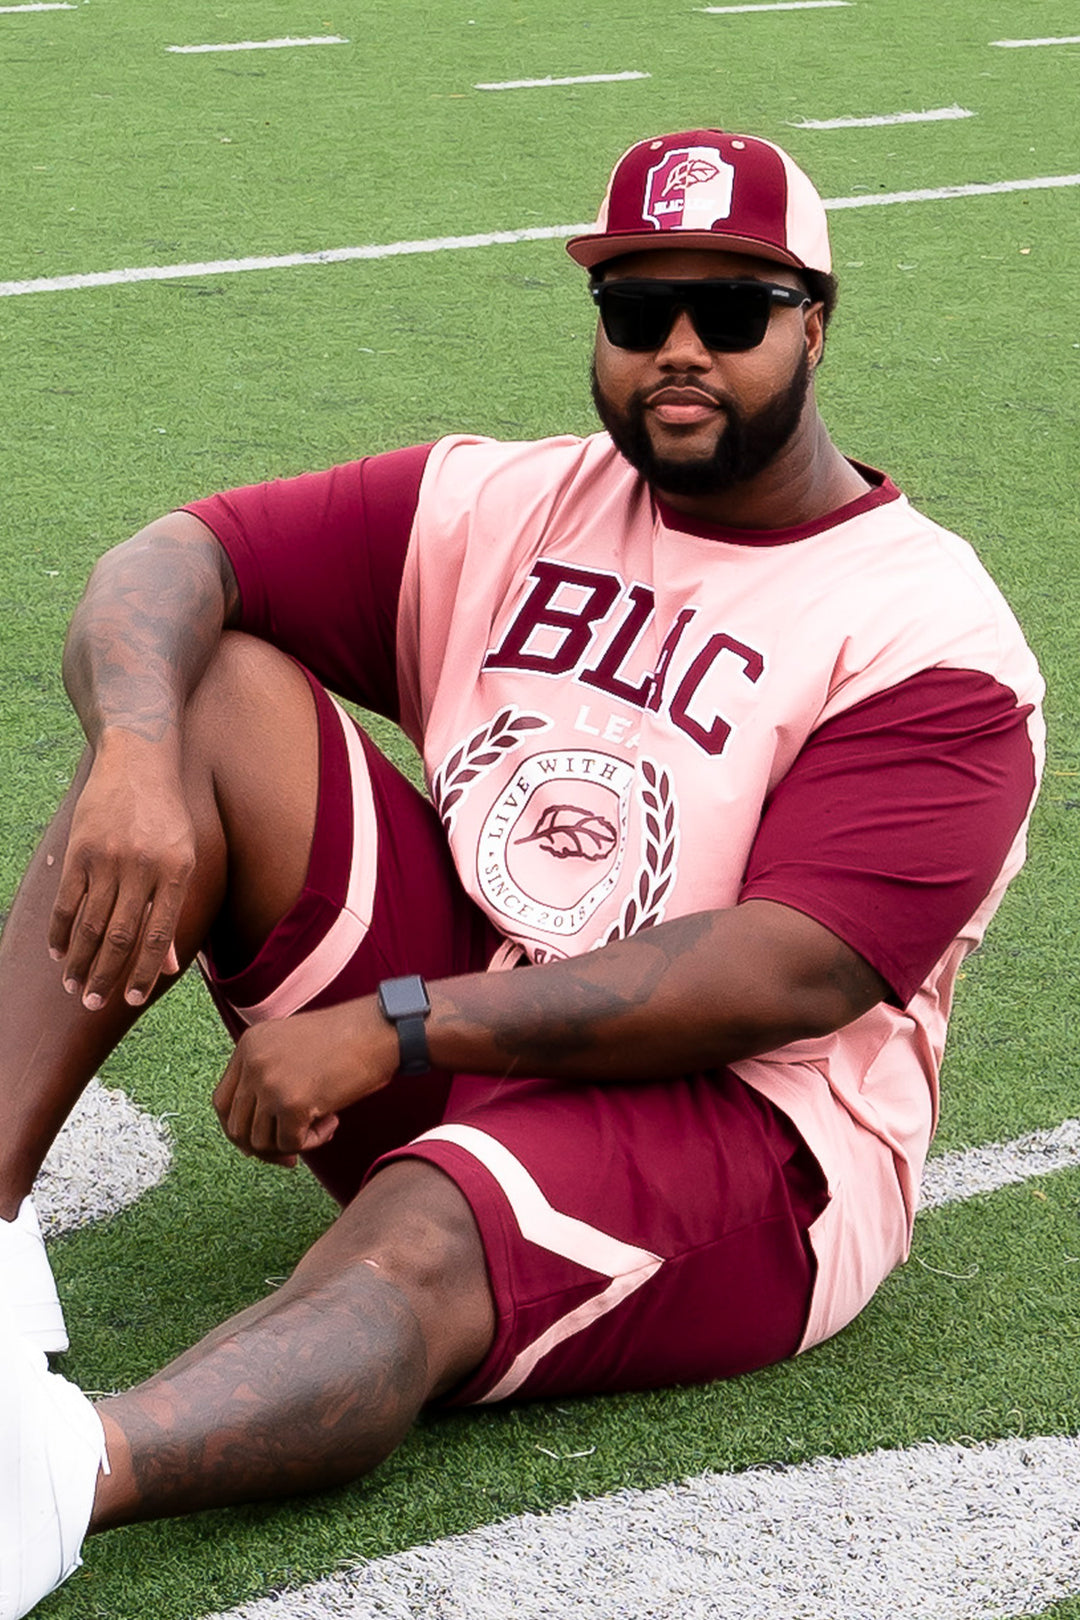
left=566, top=129, right=831, bottom=275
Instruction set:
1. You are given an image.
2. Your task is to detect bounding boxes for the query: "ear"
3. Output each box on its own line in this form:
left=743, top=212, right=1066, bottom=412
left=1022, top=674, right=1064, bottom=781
left=804, top=301, right=826, bottom=371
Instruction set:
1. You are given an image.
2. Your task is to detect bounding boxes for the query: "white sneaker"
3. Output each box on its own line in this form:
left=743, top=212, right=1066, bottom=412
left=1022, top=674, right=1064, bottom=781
left=0, top=1326, right=107, bottom=1620
left=0, top=1200, right=68, bottom=1354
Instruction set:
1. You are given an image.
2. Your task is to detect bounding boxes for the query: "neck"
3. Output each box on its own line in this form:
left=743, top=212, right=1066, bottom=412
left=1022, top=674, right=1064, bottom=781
left=656, top=411, right=871, bottom=531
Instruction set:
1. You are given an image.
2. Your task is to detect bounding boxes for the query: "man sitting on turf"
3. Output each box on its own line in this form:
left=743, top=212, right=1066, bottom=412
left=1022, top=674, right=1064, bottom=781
left=0, top=127, right=1043, bottom=1618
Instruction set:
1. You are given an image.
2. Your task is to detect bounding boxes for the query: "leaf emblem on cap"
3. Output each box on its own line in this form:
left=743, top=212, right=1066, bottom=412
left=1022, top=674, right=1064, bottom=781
left=662, top=158, right=720, bottom=196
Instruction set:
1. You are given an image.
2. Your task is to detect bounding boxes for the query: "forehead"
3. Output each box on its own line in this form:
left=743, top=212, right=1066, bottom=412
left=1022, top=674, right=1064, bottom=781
left=599, top=247, right=801, bottom=285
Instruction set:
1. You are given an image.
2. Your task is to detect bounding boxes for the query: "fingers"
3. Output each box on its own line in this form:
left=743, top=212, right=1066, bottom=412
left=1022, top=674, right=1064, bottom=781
left=48, top=842, right=193, bottom=1011
left=213, top=1045, right=338, bottom=1167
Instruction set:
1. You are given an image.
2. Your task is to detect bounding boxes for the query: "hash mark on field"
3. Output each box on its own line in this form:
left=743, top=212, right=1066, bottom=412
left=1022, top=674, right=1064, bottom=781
left=4, top=174, right=1079, bottom=299
left=991, top=35, right=1080, bottom=48
left=698, top=2, right=851, bottom=13
left=475, top=71, right=649, bottom=90
left=167, top=36, right=348, bottom=54
left=790, top=106, right=974, bottom=130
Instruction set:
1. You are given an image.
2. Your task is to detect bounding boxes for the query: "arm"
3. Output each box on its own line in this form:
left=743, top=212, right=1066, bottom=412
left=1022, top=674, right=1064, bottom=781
left=213, top=665, right=1040, bottom=1165
left=50, top=512, right=239, bottom=1007
left=213, top=900, right=886, bottom=1163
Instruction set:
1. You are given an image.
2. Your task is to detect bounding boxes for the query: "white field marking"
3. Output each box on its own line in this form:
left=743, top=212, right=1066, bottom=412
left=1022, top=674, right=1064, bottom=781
left=205, top=1432, right=1080, bottom=1619
left=790, top=105, right=974, bottom=130
left=4, top=172, right=1080, bottom=301
left=34, top=1078, right=171, bottom=1237
left=992, top=35, right=1080, bottom=48
left=699, top=2, right=851, bottom=13
left=475, top=70, right=649, bottom=90
left=920, top=1117, right=1080, bottom=1209
left=0, top=2, right=74, bottom=10
left=166, top=36, right=348, bottom=54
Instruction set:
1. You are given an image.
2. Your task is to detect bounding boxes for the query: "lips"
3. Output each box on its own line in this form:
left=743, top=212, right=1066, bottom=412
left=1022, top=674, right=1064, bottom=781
left=645, top=386, right=724, bottom=426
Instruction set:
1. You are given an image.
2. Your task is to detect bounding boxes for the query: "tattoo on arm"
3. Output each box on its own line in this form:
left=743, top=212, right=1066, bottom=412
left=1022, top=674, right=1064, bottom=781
left=65, top=528, right=234, bottom=744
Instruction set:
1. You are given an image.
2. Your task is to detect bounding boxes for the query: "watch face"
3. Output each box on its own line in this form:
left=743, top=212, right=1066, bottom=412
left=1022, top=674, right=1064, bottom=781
left=379, top=976, right=430, bottom=1021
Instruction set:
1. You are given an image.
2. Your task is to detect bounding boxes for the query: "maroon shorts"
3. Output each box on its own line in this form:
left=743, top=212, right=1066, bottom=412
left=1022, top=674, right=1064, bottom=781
left=202, top=673, right=829, bottom=1404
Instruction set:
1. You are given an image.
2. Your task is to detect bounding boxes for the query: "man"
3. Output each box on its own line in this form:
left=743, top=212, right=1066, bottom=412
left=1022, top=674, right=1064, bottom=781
left=0, top=129, right=1043, bottom=1618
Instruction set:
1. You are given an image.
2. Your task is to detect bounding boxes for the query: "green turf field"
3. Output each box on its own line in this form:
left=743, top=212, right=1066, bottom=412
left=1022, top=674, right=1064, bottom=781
left=2, top=0, right=1079, bottom=1615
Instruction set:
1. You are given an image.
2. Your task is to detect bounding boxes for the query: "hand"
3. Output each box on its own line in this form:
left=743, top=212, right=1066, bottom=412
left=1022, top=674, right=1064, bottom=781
left=48, top=735, right=195, bottom=1010
left=212, top=999, right=400, bottom=1165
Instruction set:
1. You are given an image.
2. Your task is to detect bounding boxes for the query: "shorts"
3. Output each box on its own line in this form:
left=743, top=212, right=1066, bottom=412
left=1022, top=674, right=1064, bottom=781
left=201, top=670, right=830, bottom=1404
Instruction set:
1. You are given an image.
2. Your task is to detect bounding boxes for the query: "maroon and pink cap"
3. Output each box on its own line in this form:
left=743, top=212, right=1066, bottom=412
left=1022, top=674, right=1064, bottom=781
left=566, top=129, right=831, bottom=275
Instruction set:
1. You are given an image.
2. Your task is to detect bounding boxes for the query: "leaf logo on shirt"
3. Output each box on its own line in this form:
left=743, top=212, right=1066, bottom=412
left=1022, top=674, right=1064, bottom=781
left=514, top=806, right=619, bottom=862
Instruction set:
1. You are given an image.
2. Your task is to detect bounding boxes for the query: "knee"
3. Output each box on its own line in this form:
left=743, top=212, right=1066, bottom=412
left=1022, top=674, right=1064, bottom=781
left=186, top=632, right=308, bottom=741
left=293, top=1161, right=497, bottom=1398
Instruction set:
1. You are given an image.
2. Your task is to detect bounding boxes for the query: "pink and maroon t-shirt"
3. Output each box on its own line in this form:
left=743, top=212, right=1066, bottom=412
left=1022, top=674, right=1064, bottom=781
left=186, top=431, right=1043, bottom=1350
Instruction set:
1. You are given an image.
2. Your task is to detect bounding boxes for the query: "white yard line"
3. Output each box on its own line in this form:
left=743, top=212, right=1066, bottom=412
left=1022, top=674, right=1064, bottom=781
left=699, top=2, right=851, bottom=13
left=206, top=1432, right=1080, bottom=1619
left=790, top=106, right=973, bottom=129
left=991, top=35, right=1080, bottom=48
left=4, top=173, right=1079, bottom=300
left=920, top=1118, right=1080, bottom=1208
left=0, top=2, right=74, bottom=10
left=166, top=36, right=348, bottom=54
left=475, top=71, right=648, bottom=90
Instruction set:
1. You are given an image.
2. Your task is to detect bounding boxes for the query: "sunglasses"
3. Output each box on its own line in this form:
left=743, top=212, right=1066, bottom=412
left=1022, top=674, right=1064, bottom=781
left=591, top=277, right=810, bottom=353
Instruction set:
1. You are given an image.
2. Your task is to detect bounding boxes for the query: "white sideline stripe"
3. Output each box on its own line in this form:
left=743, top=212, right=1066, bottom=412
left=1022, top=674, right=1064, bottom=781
left=699, top=2, right=851, bottom=13
left=167, top=36, right=347, bottom=54
left=919, top=1118, right=1080, bottom=1209
left=4, top=173, right=1080, bottom=300
left=475, top=71, right=649, bottom=90
left=206, top=1432, right=1080, bottom=1619
left=791, top=106, right=974, bottom=129
left=992, top=35, right=1080, bottom=48
left=0, top=3, right=74, bottom=10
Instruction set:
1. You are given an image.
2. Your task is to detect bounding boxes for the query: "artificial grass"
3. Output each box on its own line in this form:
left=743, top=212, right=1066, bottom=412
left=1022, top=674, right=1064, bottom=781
left=3, top=0, right=1078, bottom=1612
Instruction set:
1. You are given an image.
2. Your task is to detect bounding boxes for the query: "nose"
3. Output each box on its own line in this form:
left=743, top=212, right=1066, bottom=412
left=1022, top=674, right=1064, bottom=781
left=655, top=307, right=712, bottom=368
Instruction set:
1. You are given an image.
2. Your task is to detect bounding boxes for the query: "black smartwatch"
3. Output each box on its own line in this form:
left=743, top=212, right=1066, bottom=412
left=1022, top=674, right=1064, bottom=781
left=377, top=974, right=432, bottom=1076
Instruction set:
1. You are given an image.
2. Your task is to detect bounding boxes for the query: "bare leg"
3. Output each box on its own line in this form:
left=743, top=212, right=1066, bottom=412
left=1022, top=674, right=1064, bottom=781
left=1, top=633, right=497, bottom=1528
left=90, top=1159, right=496, bottom=1527
left=0, top=633, right=317, bottom=1218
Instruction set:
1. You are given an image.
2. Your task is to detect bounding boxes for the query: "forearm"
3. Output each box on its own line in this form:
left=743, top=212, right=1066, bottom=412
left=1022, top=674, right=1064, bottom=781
left=62, top=512, right=237, bottom=753
left=423, top=899, right=889, bottom=1084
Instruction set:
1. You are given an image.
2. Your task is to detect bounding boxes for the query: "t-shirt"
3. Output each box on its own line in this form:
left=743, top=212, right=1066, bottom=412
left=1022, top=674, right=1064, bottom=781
left=185, top=431, right=1043, bottom=1349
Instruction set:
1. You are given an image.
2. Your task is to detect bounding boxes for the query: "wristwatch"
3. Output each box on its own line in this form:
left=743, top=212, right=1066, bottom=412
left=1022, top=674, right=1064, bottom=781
left=377, top=974, right=432, bottom=1076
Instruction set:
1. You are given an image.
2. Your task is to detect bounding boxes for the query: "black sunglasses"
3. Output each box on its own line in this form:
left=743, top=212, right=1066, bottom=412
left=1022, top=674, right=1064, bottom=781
left=591, top=277, right=810, bottom=353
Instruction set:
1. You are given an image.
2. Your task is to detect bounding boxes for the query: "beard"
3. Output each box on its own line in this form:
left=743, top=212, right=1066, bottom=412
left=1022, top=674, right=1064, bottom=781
left=591, top=348, right=811, bottom=499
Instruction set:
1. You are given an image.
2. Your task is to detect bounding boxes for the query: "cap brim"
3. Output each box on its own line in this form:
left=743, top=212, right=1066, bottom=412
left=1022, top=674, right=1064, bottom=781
left=566, top=229, right=808, bottom=272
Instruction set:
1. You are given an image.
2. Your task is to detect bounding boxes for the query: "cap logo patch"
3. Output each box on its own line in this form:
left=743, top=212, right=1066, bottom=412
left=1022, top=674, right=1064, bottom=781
left=643, top=145, right=736, bottom=232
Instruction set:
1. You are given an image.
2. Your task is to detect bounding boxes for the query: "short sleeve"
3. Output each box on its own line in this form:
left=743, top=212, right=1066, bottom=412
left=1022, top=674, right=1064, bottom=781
left=739, top=668, right=1038, bottom=1005
left=183, top=444, right=433, bottom=718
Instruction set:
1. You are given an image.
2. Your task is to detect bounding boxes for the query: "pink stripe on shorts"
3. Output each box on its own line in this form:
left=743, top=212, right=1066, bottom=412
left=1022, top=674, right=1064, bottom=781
left=200, top=667, right=828, bottom=1402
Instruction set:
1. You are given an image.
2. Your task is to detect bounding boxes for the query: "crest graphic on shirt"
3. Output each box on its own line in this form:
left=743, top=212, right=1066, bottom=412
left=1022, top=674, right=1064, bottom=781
left=477, top=750, right=634, bottom=937
left=644, top=145, right=736, bottom=233
left=432, top=704, right=552, bottom=834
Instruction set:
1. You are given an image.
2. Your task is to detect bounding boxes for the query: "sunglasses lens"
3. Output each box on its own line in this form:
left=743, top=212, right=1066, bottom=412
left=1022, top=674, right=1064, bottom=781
left=597, top=286, right=671, bottom=350
left=597, top=281, right=775, bottom=352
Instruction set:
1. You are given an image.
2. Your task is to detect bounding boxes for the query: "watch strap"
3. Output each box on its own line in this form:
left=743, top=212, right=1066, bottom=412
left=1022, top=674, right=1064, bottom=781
left=377, top=975, right=432, bottom=1076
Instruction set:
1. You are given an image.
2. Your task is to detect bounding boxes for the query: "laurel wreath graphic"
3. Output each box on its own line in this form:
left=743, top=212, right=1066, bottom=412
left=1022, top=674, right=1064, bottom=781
left=432, top=706, right=551, bottom=832
left=598, top=757, right=679, bottom=946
